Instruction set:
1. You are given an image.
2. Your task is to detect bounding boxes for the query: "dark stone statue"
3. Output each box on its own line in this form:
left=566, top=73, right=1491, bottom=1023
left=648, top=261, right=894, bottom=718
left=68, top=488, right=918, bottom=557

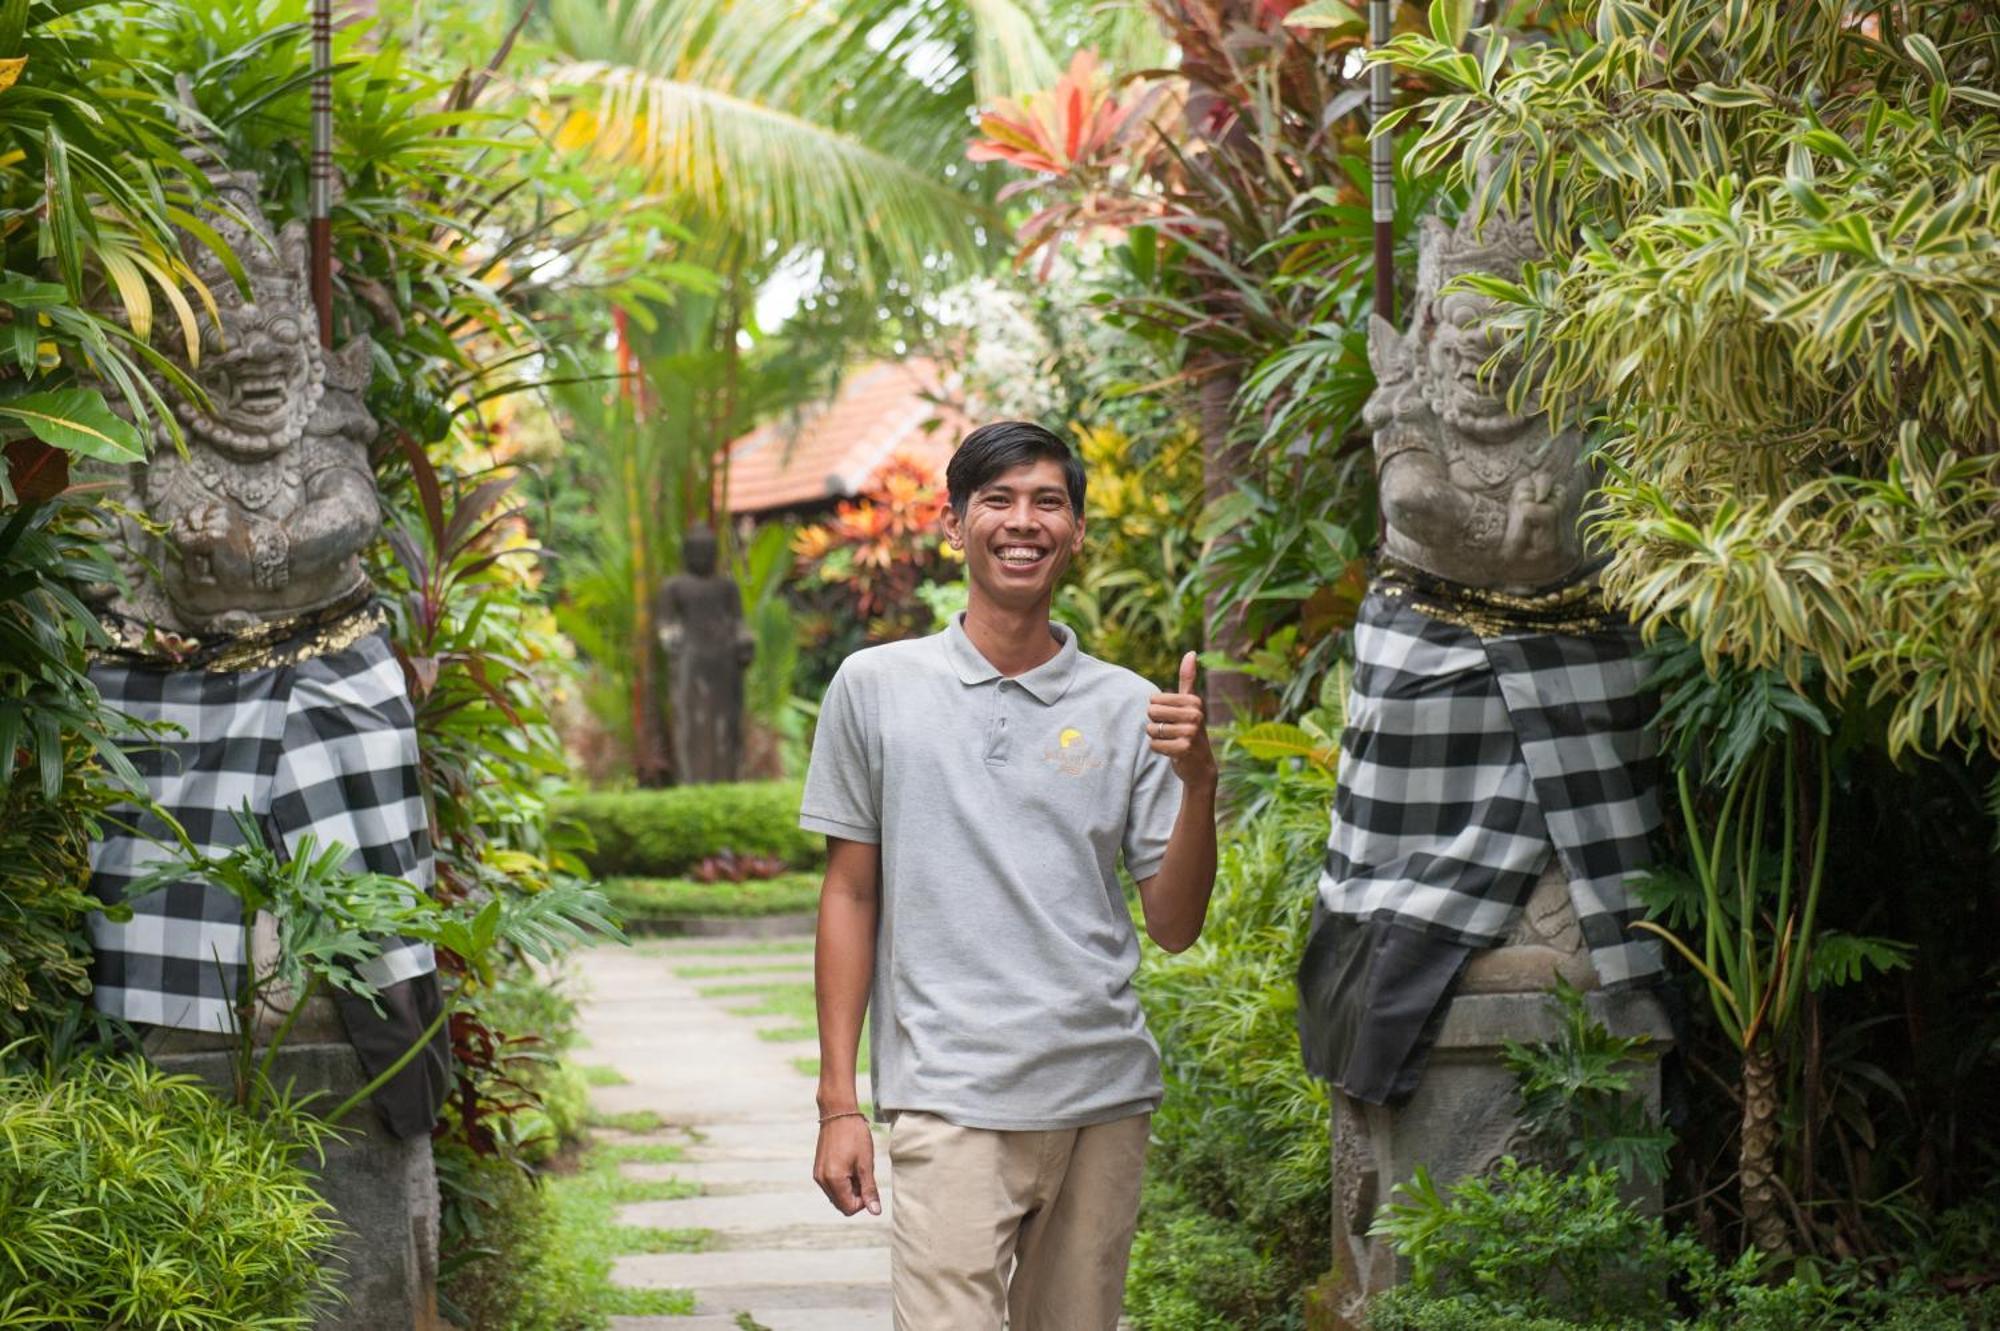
left=657, top=526, right=755, bottom=784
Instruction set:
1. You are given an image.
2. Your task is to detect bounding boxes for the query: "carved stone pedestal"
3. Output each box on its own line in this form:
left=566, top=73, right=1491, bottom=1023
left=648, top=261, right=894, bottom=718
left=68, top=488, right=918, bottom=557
left=1323, top=870, right=1673, bottom=1329
left=148, top=1019, right=442, bottom=1331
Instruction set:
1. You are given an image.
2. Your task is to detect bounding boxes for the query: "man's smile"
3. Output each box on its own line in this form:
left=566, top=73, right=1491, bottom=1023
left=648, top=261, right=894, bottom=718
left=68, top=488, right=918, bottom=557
left=995, top=543, right=1050, bottom=568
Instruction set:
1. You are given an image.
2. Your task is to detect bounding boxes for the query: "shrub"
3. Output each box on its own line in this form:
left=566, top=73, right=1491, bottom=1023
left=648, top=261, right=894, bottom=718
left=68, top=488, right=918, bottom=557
left=0, top=1056, right=341, bottom=1328
left=435, top=1144, right=598, bottom=1331
left=1367, top=1161, right=2000, bottom=1331
left=1125, top=1177, right=1292, bottom=1331
left=1373, top=1160, right=1713, bottom=1325
left=602, top=871, right=823, bottom=926
left=556, top=782, right=821, bottom=878
left=1127, top=730, right=1340, bottom=1330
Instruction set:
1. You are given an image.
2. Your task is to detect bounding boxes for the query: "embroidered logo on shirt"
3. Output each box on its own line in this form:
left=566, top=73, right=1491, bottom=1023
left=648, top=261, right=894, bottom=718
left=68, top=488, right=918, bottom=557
left=1043, top=726, right=1105, bottom=777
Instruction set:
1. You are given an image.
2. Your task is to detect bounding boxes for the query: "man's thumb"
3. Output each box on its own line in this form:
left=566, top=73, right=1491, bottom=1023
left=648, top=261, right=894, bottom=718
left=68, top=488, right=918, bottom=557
left=1178, top=650, right=1198, bottom=696
left=860, top=1158, right=882, bottom=1216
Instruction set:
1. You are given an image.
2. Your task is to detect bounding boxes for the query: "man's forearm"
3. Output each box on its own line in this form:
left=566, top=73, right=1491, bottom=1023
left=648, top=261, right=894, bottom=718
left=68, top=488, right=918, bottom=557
left=1141, top=777, right=1218, bottom=953
left=814, top=863, right=877, bottom=1113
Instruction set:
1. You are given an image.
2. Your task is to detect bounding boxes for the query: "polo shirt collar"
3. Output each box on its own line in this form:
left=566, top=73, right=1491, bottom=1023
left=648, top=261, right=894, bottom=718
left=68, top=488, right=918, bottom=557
left=942, top=612, right=1079, bottom=705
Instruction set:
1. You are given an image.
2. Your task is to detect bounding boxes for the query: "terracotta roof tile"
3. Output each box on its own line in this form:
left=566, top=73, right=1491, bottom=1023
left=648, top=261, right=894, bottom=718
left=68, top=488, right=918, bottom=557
left=720, top=358, right=973, bottom=515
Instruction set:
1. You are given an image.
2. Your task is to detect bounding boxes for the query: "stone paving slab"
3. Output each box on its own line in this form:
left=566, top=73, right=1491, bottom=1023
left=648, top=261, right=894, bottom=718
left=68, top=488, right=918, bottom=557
left=620, top=1189, right=893, bottom=1236
left=612, top=1249, right=890, bottom=1296
left=573, top=938, right=893, bottom=1328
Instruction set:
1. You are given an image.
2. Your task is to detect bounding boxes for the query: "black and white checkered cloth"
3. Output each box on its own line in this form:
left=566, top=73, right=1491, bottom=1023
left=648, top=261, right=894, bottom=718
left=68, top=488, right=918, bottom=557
left=86, top=628, right=435, bottom=1033
left=1320, top=589, right=1665, bottom=989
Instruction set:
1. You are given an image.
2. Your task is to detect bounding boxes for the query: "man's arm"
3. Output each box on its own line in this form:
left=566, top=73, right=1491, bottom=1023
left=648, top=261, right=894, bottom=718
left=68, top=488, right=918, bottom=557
left=1136, top=777, right=1217, bottom=953
left=812, top=835, right=881, bottom=1216
left=1136, top=650, right=1219, bottom=954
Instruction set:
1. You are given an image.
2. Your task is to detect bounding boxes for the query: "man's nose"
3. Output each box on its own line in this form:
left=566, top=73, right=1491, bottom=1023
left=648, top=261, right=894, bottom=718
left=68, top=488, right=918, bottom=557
left=1003, top=501, right=1040, bottom=529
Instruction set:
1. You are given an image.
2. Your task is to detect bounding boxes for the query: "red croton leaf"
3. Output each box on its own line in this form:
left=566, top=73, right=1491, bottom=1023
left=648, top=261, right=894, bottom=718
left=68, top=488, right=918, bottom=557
left=4, top=440, right=69, bottom=503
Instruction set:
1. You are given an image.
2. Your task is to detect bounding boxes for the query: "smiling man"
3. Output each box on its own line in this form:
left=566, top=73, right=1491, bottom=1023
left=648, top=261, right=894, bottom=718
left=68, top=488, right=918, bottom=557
left=802, top=421, right=1219, bottom=1329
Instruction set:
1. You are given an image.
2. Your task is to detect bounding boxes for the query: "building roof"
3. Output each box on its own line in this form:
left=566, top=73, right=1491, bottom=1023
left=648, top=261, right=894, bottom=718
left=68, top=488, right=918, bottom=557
left=720, top=358, right=972, bottom=515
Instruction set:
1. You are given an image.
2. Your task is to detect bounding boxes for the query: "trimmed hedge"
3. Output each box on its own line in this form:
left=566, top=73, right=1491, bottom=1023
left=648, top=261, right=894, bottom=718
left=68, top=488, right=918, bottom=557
left=555, top=782, right=822, bottom=878
left=603, top=872, right=823, bottom=925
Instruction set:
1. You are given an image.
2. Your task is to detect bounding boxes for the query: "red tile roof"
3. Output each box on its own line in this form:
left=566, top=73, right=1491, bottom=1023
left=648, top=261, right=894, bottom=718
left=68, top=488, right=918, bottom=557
left=719, top=358, right=974, bottom=515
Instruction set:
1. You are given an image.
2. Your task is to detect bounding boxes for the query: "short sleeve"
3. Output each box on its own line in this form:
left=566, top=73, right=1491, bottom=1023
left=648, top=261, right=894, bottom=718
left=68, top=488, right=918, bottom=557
left=1122, top=738, right=1182, bottom=881
left=799, top=664, right=880, bottom=843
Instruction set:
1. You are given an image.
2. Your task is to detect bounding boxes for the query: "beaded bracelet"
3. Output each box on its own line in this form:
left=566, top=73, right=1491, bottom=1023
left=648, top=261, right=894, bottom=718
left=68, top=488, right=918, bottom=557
left=817, top=1110, right=868, bottom=1126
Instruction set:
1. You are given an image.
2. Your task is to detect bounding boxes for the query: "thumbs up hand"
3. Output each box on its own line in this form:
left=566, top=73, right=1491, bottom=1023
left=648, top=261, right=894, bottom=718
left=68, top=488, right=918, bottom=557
left=1146, top=651, right=1216, bottom=790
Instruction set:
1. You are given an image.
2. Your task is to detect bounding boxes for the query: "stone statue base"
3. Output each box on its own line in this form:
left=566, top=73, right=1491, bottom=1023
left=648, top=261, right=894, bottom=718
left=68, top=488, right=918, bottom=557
left=148, top=1033, right=442, bottom=1331
left=1320, top=872, right=1673, bottom=1329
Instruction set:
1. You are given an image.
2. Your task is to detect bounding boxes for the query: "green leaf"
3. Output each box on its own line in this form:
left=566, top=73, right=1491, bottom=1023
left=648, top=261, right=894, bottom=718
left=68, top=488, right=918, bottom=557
left=1690, top=83, right=1768, bottom=110
left=0, top=388, right=146, bottom=462
left=1281, top=0, right=1364, bottom=30
left=1902, top=33, right=1947, bottom=87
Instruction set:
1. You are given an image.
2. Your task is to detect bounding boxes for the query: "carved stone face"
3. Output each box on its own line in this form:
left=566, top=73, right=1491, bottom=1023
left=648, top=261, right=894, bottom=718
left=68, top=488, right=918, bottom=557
left=1424, top=286, right=1531, bottom=442
left=179, top=297, right=323, bottom=459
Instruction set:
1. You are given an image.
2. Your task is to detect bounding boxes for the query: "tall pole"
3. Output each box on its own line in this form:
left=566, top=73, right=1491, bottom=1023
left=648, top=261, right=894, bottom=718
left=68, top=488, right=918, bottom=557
left=310, top=0, right=334, bottom=350
left=1370, top=0, right=1396, bottom=325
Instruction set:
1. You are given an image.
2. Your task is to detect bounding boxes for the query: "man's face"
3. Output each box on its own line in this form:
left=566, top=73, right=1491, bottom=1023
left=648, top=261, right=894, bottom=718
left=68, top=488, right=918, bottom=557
left=943, top=457, right=1085, bottom=609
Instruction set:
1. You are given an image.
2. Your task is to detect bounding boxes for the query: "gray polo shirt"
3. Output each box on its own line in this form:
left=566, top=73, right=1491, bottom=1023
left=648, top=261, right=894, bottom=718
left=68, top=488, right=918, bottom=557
left=800, top=613, right=1183, bottom=1131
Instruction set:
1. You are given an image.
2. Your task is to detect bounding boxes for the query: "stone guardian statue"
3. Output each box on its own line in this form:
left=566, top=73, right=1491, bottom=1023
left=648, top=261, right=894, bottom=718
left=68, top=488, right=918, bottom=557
left=657, top=525, right=756, bottom=784
left=1298, top=202, right=1673, bottom=1323
left=82, top=140, right=446, bottom=1329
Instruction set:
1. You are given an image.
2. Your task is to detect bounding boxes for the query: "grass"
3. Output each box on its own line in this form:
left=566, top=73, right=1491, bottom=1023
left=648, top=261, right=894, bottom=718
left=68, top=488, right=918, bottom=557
left=693, top=979, right=868, bottom=1077
left=604, top=872, right=821, bottom=923
left=587, top=1107, right=666, bottom=1134
left=674, top=960, right=816, bottom=979
left=542, top=1131, right=708, bottom=1317
left=577, top=1064, right=630, bottom=1087
left=639, top=939, right=813, bottom=957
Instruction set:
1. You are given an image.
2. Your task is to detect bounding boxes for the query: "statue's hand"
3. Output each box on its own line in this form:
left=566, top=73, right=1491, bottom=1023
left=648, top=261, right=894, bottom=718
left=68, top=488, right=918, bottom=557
left=173, top=502, right=253, bottom=586
left=1501, top=476, right=1560, bottom=564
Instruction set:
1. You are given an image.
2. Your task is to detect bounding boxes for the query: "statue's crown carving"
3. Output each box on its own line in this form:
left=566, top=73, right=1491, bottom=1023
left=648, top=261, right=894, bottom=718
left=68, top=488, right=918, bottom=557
left=1417, top=207, right=1542, bottom=306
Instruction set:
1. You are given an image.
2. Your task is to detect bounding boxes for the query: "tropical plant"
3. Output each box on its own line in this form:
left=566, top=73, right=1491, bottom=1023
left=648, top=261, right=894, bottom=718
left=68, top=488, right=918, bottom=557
left=1632, top=646, right=1911, bottom=1255
left=1500, top=976, right=1674, bottom=1185
left=0, top=1055, right=343, bottom=1329
left=1053, top=422, right=1205, bottom=689
left=1126, top=705, right=1346, bottom=1327
left=1375, top=0, right=2000, bottom=762
left=792, top=453, right=960, bottom=673
left=116, top=806, right=616, bottom=1127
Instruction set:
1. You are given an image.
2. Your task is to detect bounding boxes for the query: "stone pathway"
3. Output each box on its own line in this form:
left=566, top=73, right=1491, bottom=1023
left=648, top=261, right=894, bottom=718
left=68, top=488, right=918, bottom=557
left=570, top=935, right=893, bottom=1330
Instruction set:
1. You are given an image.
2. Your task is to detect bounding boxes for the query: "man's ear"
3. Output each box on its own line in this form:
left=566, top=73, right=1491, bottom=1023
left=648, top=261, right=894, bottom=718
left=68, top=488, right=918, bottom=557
left=941, top=502, right=964, bottom=550
left=1070, top=514, right=1087, bottom=553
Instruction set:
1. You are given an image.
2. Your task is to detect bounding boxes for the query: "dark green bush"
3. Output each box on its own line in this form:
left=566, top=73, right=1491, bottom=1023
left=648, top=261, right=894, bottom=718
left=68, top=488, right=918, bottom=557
left=555, top=782, right=821, bottom=878
left=1125, top=1177, right=1293, bottom=1331
left=0, top=1056, right=341, bottom=1328
left=1368, top=1161, right=2000, bottom=1331
left=436, top=1144, right=598, bottom=1331
left=1127, top=755, right=1336, bottom=1330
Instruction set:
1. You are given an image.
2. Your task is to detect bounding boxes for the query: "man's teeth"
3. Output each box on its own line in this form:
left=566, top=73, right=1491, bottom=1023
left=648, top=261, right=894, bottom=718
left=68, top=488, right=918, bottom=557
left=998, top=547, right=1046, bottom=564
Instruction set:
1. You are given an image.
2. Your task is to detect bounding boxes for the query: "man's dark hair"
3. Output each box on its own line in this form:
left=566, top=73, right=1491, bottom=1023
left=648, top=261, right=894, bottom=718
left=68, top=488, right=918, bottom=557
left=945, top=421, right=1086, bottom=518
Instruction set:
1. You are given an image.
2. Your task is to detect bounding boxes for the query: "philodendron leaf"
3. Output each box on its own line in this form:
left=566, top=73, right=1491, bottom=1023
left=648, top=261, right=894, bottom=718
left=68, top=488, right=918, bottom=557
left=0, top=387, right=146, bottom=463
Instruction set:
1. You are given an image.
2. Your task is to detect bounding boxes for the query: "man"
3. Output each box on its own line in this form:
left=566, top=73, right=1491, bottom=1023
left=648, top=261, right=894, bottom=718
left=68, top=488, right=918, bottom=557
left=801, top=421, right=1219, bottom=1329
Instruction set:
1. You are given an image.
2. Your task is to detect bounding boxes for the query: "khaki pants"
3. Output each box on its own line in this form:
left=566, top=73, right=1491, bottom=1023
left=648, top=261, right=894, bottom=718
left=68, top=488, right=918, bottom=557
left=887, top=1110, right=1151, bottom=1331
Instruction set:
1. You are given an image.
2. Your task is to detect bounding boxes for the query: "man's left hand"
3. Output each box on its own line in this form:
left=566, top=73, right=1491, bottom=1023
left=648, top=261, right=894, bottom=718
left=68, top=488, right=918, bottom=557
left=1147, top=651, right=1216, bottom=789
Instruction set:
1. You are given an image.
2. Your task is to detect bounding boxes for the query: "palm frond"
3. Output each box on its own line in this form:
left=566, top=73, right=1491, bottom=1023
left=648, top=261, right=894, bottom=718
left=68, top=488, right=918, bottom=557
left=542, top=62, right=994, bottom=284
